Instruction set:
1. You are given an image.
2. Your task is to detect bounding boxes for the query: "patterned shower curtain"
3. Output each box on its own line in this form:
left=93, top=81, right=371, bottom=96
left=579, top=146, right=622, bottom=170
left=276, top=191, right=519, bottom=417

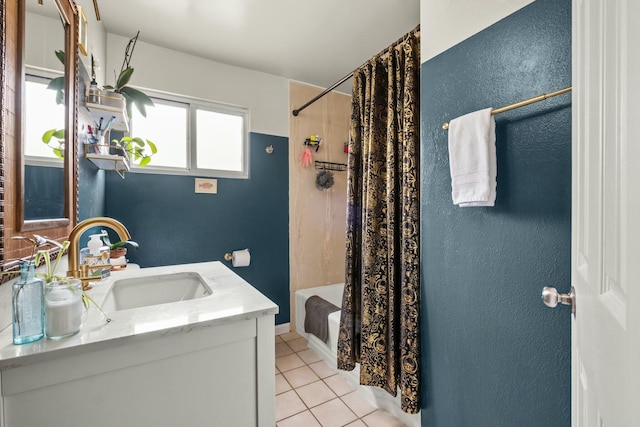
left=337, top=31, right=420, bottom=414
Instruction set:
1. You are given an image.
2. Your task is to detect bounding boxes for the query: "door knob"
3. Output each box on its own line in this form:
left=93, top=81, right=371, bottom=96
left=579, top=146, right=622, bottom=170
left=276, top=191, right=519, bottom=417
left=542, top=286, right=576, bottom=315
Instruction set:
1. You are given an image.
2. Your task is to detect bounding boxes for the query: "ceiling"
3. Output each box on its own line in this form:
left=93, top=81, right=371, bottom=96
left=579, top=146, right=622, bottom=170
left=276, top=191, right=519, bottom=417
left=95, top=0, right=420, bottom=90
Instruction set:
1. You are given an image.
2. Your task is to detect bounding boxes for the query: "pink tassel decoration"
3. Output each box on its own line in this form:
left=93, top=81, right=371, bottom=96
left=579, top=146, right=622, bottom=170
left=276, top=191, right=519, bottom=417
left=300, top=147, right=313, bottom=167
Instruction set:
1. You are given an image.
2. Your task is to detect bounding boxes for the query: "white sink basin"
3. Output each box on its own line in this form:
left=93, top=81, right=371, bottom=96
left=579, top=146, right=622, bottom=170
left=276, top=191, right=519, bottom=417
left=101, top=271, right=212, bottom=312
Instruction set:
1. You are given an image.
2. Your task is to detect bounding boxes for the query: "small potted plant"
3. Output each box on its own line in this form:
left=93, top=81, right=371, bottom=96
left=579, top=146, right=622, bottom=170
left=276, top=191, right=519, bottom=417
left=102, top=32, right=154, bottom=118
left=109, top=239, right=138, bottom=259
left=101, top=231, right=138, bottom=269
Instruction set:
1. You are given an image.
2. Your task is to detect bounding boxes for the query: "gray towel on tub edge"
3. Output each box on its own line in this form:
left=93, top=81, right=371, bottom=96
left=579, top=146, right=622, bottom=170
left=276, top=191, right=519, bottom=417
left=304, top=295, right=340, bottom=343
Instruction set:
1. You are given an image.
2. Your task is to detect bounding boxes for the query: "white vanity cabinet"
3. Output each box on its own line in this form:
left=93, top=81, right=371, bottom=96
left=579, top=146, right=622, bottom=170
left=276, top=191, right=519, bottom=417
left=0, top=262, right=278, bottom=427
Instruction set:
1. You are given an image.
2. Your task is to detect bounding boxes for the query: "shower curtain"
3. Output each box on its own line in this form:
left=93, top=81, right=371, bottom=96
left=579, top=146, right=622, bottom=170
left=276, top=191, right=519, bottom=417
left=337, top=31, right=420, bottom=414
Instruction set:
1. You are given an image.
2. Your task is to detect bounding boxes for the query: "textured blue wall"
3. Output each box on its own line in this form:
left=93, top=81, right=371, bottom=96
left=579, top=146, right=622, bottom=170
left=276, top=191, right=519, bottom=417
left=77, top=94, right=107, bottom=249
left=78, top=156, right=106, bottom=221
left=24, top=165, right=65, bottom=219
left=420, top=0, right=571, bottom=425
left=104, top=132, right=290, bottom=324
left=78, top=69, right=107, bottom=224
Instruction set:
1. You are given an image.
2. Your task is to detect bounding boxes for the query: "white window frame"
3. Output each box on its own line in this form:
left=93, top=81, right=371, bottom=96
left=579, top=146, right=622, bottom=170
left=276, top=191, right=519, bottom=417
left=130, top=89, right=250, bottom=179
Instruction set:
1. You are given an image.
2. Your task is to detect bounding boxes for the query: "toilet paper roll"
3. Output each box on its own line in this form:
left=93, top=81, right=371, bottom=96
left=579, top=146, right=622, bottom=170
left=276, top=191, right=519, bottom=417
left=232, top=249, right=250, bottom=267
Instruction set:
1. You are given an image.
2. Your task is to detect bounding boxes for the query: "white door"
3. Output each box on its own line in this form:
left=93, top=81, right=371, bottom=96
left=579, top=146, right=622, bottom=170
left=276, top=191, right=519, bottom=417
left=571, top=0, right=640, bottom=425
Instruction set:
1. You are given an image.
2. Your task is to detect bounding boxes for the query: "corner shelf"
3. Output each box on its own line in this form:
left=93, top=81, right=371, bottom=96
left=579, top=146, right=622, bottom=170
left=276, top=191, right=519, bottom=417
left=83, top=93, right=130, bottom=178
left=84, top=144, right=130, bottom=179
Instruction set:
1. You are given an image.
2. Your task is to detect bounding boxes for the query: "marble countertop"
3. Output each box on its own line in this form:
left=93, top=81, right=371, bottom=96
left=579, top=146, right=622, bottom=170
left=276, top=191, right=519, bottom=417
left=0, top=261, right=278, bottom=370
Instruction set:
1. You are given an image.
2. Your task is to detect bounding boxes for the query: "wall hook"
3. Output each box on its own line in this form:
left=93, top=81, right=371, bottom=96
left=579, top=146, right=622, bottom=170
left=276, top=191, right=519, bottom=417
left=303, top=135, right=322, bottom=152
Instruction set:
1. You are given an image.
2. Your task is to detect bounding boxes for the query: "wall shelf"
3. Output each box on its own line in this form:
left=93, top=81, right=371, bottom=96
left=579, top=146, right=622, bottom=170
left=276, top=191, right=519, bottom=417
left=314, top=160, right=347, bottom=171
left=84, top=101, right=129, bottom=132
left=84, top=144, right=130, bottom=179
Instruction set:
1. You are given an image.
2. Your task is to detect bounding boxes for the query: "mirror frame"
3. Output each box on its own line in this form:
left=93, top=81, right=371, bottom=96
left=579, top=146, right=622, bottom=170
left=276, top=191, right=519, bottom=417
left=1, top=0, right=78, bottom=271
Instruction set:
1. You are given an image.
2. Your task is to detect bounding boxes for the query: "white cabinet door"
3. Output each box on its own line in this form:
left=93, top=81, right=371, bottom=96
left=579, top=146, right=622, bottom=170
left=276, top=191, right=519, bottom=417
left=572, top=0, right=640, bottom=425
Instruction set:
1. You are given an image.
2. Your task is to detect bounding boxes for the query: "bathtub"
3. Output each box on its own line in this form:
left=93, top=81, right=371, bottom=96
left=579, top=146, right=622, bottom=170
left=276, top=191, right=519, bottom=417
left=295, top=284, right=420, bottom=427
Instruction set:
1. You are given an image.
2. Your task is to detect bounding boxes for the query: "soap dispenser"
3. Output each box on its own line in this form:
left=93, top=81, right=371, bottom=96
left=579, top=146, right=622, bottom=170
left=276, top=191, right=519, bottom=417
left=87, top=234, right=103, bottom=255
left=83, top=234, right=111, bottom=279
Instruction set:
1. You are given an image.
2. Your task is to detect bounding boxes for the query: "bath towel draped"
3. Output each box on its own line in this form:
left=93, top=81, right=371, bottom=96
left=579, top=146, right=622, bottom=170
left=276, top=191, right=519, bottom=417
left=338, top=30, right=421, bottom=414
left=304, top=295, right=340, bottom=342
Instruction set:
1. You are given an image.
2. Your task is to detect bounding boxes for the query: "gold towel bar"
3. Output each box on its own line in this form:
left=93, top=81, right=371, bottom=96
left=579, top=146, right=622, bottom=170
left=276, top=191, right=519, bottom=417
left=442, top=86, right=572, bottom=130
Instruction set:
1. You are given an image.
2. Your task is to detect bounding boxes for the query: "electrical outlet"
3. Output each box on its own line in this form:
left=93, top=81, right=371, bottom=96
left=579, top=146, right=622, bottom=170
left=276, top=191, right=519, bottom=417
left=195, top=178, right=217, bottom=194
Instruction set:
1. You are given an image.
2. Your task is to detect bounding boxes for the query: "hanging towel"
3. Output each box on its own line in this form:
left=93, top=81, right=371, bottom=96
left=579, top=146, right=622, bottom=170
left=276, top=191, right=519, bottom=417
left=447, top=108, right=497, bottom=207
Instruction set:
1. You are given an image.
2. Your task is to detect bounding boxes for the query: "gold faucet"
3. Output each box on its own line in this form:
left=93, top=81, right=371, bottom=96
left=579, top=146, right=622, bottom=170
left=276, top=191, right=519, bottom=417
left=67, top=217, right=131, bottom=288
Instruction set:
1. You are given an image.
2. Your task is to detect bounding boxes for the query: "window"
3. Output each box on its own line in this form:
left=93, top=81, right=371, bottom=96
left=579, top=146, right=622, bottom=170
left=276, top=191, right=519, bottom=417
left=130, top=91, right=249, bottom=178
left=24, top=73, right=65, bottom=165
left=130, top=98, right=188, bottom=168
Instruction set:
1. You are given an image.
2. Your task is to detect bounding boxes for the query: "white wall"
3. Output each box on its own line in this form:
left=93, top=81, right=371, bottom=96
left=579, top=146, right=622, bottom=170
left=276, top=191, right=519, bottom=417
left=420, top=0, right=535, bottom=63
left=25, top=1, right=107, bottom=81
left=105, top=33, right=289, bottom=137
left=75, top=0, right=108, bottom=85
left=25, top=12, right=65, bottom=71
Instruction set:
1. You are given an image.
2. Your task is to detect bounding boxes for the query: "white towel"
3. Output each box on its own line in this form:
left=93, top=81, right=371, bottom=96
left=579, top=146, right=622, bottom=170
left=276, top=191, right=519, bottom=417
left=447, top=108, right=496, bottom=207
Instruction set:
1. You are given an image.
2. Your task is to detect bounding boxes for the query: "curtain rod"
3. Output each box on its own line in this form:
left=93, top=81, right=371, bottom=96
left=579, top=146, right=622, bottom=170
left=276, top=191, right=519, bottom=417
left=442, top=87, right=572, bottom=130
left=292, top=24, right=420, bottom=117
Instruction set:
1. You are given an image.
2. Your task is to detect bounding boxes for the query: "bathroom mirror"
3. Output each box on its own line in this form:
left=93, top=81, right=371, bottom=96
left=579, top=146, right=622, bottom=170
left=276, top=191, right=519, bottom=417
left=0, top=0, right=78, bottom=270
left=23, top=0, right=66, bottom=221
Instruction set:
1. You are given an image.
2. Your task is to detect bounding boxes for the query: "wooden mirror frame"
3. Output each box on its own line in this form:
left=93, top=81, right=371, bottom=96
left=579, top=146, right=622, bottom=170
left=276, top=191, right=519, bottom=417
left=1, top=0, right=78, bottom=273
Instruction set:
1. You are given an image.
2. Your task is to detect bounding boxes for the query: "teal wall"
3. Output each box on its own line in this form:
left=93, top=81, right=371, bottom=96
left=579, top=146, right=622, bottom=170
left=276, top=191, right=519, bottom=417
left=102, top=132, right=290, bottom=324
left=78, top=68, right=107, bottom=223
left=78, top=155, right=106, bottom=221
left=24, top=165, right=65, bottom=219
left=420, top=0, right=571, bottom=425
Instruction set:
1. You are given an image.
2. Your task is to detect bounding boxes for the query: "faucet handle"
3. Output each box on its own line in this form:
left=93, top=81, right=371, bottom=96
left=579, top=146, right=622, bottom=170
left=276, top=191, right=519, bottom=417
left=77, top=264, right=112, bottom=290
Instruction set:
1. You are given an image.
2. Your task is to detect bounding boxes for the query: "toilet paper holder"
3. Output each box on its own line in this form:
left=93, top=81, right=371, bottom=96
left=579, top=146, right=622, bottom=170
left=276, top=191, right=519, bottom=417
left=224, top=249, right=250, bottom=261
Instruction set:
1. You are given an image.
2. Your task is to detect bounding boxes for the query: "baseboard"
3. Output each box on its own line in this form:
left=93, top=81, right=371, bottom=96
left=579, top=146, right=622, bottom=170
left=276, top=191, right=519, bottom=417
left=274, top=322, right=290, bottom=336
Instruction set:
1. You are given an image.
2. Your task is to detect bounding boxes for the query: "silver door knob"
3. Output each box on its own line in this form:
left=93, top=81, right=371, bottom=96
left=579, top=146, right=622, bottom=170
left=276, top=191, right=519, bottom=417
left=542, top=286, right=576, bottom=314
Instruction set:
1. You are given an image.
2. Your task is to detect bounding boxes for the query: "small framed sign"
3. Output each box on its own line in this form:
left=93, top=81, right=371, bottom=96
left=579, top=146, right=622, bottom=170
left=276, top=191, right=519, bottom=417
left=78, top=7, right=88, bottom=56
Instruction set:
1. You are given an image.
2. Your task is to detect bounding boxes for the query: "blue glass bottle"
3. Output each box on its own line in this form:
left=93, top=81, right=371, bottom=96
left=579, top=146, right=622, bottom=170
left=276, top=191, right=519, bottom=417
left=12, top=260, right=45, bottom=344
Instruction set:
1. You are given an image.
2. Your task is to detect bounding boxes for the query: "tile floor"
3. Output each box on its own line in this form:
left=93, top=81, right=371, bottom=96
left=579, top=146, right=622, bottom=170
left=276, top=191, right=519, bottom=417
left=276, top=331, right=407, bottom=427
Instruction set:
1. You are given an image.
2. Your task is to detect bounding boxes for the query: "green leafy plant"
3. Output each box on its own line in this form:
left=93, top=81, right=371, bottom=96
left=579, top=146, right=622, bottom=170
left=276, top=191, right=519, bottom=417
left=10, top=235, right=62, bottom=267
left=100, top=230, right=139, bottom=251
left=2, top=236, right=63, bottom=281
left=46, top=50, right=65, bottom=105
left=41, top=50, right=66, bottom=154
left=109, top=240, right=139, bottom=251
left=42, top=128, right=65, bottom=159
left=41, top=130, right=158, bottom=167
left=112, top=136, right=157, bottom=166
left=103, top=67, right=154, bottom=118
left=102, top=32, right=154, bottom=118
left=33, top=239, right=69, bottom=284
left=43, top=36, right=158, bottom=167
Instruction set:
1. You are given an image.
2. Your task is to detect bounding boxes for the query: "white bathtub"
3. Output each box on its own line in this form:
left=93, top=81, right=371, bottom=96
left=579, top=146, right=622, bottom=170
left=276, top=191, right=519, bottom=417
left=295, top=284, right=420, bottom=427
